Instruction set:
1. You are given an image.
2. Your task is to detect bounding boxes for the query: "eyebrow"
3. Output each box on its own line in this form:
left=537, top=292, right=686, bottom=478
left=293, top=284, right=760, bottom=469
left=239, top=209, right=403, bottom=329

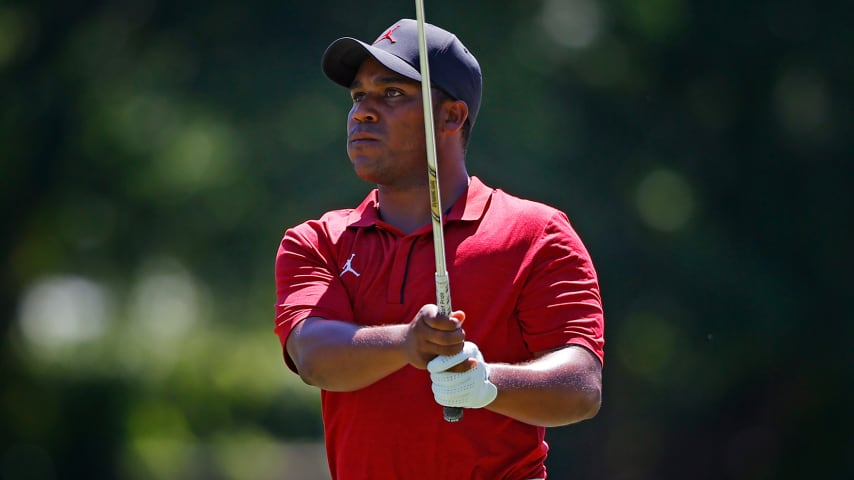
left=350, top=74, right=418, bottom=90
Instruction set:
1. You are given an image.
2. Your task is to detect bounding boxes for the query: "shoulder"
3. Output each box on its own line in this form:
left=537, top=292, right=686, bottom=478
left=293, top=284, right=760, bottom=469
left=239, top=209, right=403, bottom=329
left=285, top=189, right=380, bottom=243
left=482, top=187, right=593, bottom=261
left=489, top=187, right=570, bottom=228
left=283, top=208, right=356, bottom=249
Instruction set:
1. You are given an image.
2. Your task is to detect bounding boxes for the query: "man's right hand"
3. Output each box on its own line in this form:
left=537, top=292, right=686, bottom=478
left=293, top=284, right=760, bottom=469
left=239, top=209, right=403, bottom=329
left=404, top=304, right=466, bottom=369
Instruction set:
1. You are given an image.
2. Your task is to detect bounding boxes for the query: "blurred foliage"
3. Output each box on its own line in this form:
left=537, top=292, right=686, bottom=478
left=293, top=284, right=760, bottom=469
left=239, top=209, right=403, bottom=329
left=1, top=0, right=851, bottom=479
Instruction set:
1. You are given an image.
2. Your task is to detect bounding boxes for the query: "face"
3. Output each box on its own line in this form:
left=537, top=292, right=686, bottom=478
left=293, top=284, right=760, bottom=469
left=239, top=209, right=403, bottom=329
left=346, top=57, right=432, bottom=188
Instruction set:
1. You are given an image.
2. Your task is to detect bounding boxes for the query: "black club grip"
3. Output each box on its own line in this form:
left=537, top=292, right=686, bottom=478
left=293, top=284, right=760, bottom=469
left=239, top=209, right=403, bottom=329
left=444, top=406, right=463, bottom=422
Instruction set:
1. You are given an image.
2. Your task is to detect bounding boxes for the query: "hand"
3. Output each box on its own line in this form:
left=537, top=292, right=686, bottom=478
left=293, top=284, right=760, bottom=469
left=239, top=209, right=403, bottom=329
left=403, top=305, right=466, bottom=369
left=428, top=341, right=498, bottom=409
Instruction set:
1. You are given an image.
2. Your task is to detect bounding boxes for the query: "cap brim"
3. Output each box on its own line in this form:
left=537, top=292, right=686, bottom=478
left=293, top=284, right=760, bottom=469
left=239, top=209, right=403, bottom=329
left=322, top=37, right=421, bottom=88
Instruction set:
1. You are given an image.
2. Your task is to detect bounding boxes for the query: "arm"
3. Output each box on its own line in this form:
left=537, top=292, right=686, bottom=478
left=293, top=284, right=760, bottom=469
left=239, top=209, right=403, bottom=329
left=286, top=305, right=467, bottom=392
left=276, top=226, right=464, bottom=391
left=485, top=345, right=602, bottom=427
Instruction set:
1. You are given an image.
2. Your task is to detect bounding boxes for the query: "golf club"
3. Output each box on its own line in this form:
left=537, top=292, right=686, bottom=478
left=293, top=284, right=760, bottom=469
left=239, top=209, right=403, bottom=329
left=414, top=0, right=463, bottom=423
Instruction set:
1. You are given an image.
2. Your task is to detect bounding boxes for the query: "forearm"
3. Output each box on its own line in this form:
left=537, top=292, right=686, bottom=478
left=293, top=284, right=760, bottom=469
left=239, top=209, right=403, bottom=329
left=286, top=317, right=410, bottom=392
left=485, top=346, right=602, bottom=427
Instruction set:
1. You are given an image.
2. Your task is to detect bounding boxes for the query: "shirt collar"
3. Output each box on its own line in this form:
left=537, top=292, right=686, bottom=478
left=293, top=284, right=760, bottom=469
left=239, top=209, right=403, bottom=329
left=346, top=176, right=493, bottom=228
left=446, top=175, right=492, bottom=222
left=347, top=190, right=381, bottom=227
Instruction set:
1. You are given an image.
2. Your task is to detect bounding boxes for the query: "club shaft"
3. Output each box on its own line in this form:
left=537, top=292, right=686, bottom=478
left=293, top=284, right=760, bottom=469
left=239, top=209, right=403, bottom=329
left=415, top=0, right=463, bottom=423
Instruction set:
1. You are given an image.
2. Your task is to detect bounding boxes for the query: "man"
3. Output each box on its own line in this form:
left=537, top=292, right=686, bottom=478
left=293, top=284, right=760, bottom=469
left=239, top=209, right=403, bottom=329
left=274, top=18, right=604, bottom=480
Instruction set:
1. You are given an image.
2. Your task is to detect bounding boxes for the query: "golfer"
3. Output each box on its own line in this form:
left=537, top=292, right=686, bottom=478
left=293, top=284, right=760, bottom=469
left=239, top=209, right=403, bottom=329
left=274, top=18, right=605, bottom=480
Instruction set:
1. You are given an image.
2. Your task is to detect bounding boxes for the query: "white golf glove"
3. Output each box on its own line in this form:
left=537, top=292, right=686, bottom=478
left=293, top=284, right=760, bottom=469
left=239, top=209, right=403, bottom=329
left=427, top=341, right=498, bottom=409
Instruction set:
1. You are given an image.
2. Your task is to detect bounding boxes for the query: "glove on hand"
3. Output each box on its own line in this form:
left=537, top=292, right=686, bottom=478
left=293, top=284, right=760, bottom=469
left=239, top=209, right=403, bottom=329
left=427, top=341, right=498, bottom=409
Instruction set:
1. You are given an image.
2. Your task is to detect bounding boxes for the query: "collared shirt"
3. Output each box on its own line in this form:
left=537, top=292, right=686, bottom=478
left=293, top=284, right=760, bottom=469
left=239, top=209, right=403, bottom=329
left=274, top=176, right=604, bottom=479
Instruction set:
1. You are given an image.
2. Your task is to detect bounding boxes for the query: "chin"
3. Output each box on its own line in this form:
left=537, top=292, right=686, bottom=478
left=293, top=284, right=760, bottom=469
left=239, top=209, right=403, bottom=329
left=351, top=162, right=383, bottom=185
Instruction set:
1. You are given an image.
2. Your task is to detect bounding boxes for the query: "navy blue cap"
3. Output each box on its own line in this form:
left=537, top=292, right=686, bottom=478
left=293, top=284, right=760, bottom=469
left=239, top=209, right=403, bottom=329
left=322, top=19, right=482, bottom=126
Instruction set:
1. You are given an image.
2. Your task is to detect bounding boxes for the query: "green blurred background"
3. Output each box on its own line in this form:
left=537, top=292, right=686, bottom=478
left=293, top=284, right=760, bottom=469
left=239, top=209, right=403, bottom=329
left=1, top=0, right=851, bottom=478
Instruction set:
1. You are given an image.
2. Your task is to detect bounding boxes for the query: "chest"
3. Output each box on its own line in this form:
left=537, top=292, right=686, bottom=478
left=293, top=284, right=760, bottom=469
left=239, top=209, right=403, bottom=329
left=332, top=224, right=533, bottom=350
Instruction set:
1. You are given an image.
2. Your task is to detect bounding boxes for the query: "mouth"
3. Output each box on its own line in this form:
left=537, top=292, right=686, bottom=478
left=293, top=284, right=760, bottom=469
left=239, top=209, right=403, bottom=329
left=348, top=129, right=381, bottom=145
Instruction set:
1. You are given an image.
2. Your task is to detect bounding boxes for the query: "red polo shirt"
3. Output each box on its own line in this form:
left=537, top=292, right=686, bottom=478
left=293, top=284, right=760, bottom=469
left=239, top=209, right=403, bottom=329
left=275, top=176, right=604, bottom=480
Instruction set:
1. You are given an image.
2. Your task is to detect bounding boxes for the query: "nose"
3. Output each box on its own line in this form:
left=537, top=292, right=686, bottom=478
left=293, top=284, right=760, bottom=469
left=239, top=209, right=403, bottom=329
left=350, top=98, right=378, bottom=124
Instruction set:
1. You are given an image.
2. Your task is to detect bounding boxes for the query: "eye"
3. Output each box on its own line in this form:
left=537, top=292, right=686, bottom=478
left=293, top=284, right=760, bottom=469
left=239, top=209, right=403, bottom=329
left=385, top=88, right=403, bottom=98
left=351, top=91, right=365, bottom=103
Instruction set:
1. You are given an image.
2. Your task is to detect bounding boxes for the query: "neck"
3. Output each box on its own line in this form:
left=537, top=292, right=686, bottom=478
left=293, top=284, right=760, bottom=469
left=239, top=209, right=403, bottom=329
left=377, top=168, right=469, bottom=235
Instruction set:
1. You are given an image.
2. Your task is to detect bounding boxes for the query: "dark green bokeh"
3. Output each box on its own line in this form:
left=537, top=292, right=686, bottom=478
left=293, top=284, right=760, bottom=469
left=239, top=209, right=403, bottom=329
left=1, top=0, right=851, bottom=479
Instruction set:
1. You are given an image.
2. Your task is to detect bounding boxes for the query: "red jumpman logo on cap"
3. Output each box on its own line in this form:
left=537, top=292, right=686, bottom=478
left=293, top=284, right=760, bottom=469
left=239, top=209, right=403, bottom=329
left=374, top=24, right=401, bottom=44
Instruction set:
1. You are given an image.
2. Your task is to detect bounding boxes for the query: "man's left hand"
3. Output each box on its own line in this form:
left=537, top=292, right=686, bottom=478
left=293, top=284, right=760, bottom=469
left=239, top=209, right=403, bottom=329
left=427, top=341, right=498, bottom=409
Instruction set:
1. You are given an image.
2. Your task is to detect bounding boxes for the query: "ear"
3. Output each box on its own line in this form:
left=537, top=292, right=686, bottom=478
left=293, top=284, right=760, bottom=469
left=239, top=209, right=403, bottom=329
left=439, top=99, right=469, bottom=135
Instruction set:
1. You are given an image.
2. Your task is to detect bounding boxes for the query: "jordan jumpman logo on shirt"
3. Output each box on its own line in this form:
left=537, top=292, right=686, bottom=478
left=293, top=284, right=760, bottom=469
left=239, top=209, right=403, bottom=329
left=340, top=253, right=361, bottom=278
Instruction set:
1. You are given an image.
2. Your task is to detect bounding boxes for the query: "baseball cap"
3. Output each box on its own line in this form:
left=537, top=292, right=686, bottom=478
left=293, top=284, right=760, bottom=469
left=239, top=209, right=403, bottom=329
left=321, top=19, right=482, bottom=126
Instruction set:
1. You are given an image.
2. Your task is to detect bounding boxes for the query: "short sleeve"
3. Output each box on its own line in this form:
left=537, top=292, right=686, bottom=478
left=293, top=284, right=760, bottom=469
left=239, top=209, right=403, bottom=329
left=274, top=223, right=354, bottom=371
left=516, top=212, right=605, bottom=365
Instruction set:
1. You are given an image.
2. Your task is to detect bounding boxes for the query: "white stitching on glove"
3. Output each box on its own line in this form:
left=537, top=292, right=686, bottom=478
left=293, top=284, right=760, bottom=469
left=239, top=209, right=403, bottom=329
left=427, top=341, right=498, bottom=409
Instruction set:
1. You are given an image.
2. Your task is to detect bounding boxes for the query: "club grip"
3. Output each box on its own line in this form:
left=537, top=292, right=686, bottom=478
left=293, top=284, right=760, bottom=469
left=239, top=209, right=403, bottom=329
left=444, top=406, right=463, bottom=422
